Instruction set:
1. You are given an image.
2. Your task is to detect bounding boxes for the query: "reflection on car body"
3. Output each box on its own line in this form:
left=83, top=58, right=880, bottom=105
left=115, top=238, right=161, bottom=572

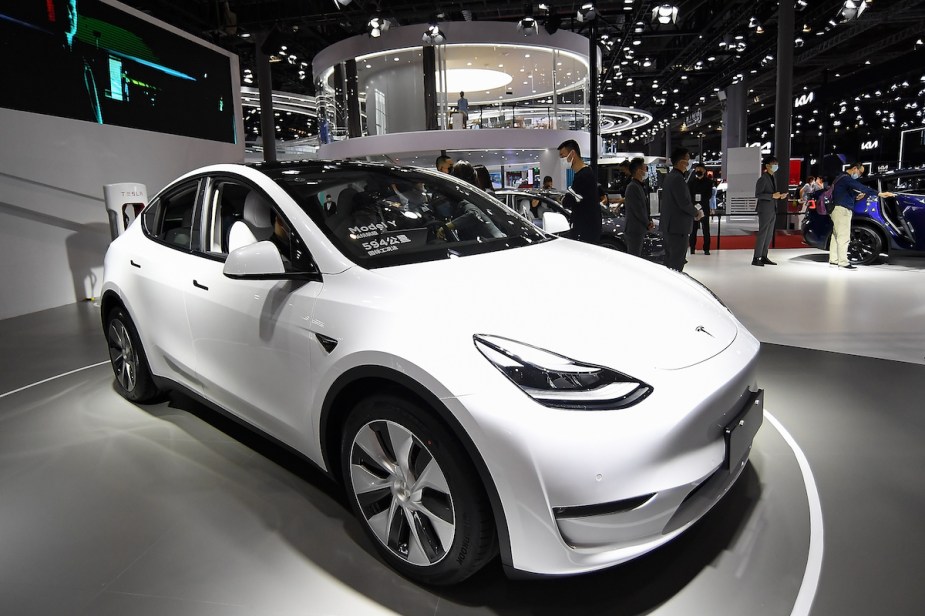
left=495, top=188, right=665, bottom=263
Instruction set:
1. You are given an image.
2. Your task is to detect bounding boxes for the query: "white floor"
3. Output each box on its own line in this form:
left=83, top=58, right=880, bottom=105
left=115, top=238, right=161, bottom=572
left=683, top=248, right=925, bottom=365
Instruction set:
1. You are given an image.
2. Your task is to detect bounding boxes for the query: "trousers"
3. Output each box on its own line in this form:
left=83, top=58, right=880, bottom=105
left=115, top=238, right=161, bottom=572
left=829, top=206, right=853, bottom=266
left=753, top=202, right=776, bottom=259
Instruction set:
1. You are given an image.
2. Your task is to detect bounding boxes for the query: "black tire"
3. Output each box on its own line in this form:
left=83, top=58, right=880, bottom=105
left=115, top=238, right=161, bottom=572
left=848, top=225, right=883, bottom=265
left=341, top=394, right=496, bottom=585
left=105, top=306, right=164, bottom=403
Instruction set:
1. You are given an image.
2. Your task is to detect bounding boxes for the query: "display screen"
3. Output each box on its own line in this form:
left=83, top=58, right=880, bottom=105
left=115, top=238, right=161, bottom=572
left=0, top=0, right=236, bottom=143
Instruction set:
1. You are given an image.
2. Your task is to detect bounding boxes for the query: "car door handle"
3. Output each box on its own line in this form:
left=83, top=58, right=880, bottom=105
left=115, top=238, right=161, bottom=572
left=130, top=260, right=141, bottom=268
left=192, top=279, right=209, bottom=291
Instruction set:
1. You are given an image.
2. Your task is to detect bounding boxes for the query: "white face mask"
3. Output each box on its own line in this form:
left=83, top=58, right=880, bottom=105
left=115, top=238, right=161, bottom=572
left=770, top=164, right=779, bottom=173
left=850, top=171, right=860, bottom=179
left=560, top=152, right=573, bottom=168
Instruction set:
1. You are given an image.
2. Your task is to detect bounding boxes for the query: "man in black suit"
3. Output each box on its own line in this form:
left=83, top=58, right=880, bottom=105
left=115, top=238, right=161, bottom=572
left=659, top=148, right=702, bottom=272
left=623, top=157, right=654, bottom=257
left=688, top=162, right=714, bottom=254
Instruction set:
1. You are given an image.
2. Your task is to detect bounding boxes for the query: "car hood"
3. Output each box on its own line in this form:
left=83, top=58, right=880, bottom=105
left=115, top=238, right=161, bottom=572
left=365, top=239, right=738, bottom=371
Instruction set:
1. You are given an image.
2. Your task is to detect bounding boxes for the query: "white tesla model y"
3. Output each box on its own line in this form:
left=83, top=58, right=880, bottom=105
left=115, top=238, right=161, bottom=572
left=101, top=161, right=763, bottom=585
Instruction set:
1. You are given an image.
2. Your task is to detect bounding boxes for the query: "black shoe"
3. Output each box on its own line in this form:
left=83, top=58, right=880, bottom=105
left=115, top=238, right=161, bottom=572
left=703, top=251, right=711, bottom=255
left=840, top=264, right=857, bottom=270
left=751, top=258, right=765, bottom=267
left=761, top=257, right=777, bottom=265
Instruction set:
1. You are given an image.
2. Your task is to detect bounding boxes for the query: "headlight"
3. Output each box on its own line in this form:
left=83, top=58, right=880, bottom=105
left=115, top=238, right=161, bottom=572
left=473, top=335, right=652, bottom=410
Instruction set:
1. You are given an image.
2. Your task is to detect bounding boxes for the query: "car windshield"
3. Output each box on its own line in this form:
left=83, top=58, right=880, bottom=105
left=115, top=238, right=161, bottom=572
left=270, top=165, right=552, bottom=268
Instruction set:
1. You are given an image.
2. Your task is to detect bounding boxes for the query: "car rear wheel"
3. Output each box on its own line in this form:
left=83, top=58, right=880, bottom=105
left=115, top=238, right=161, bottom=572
left=341, top=394, right=496, bottom=585
left=848, top=225, right=883, bottom=265
left=106, top=307, right=164, bottom=403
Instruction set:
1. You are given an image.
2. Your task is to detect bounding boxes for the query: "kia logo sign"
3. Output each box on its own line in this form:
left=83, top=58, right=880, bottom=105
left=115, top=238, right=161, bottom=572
left=748, top=141, right=772, bottom=154
left=861, top=140, right=879, bottom=150
left=794, top=92, right=815, bottom=108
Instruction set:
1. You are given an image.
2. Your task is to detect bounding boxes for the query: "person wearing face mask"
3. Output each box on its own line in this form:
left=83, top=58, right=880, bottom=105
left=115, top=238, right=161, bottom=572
left=688, top=162, right=714, bottom=255
left=623, top=157, right=655, bottom=257
left=828, top=163, right=895, bottom=269
left=557, top=139, right=601, bottom=243
left=659, top=147, right=702, bottom=272
left=753, top=155, right=787, bottom=267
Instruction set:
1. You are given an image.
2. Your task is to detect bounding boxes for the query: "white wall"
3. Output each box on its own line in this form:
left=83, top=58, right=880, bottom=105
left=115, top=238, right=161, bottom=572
left=363, top=64, right=426, bottom=135
left=0, top=103, right=243, bottom=320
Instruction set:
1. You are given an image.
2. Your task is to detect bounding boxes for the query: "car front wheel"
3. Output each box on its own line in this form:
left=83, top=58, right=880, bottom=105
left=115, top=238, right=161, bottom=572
left=848, top=226, right=883, bottom=265
left=106, top=306, right=163, bottom=403
left=341, top=394, right=496, bottom=585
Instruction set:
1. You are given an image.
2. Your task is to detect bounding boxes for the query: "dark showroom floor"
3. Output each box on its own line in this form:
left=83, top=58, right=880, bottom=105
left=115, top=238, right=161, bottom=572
left=1, top=248, right=924, bottom=616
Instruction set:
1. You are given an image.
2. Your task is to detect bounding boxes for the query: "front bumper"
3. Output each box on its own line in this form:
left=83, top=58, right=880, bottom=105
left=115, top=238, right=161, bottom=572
left=448, top=328, right=762, bottom=576
left=554, top=388, right=763, bottom=551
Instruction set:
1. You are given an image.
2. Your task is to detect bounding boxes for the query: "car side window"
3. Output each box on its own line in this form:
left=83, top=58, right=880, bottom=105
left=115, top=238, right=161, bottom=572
left=202, top=177, right=319, bottom=274
left=142, top=180, right=201, bottom=251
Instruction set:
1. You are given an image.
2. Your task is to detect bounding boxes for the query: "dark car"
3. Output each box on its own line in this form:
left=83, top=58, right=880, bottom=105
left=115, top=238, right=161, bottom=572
left=802, top=168, right=925, bottom=265
left=495, top=189, right=665, bottom=263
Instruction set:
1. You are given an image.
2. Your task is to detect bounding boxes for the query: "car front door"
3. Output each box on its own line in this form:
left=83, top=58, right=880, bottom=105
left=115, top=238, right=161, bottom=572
left=182, top=175, right=323, bottom=450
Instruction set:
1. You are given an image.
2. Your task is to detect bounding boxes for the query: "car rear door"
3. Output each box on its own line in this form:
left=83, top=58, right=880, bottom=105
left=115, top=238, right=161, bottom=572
left=129, top=179, right=204, bottom=392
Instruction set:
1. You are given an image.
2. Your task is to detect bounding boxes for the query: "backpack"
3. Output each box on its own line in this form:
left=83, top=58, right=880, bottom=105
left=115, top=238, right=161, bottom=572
left=816, top=175, right=844, bottom=216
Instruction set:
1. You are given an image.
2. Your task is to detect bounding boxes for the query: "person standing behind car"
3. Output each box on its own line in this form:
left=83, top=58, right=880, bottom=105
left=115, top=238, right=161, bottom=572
left=660, top=147, right=701, bottom=272
left=624, top=158, right=655, bottom=258
left=688, top=162, right=714, bottom=255
left=799, top=176, right=816, bottom=210
left=753, top=155, right=786, bottom=267
left=557, top=139, right=601, bottom=243
left=828, top=163, right=895, bottom=269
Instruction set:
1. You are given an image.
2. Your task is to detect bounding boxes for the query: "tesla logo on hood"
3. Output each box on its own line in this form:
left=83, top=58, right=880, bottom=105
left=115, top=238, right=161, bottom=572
left=695, top=325, right=714, bottom=338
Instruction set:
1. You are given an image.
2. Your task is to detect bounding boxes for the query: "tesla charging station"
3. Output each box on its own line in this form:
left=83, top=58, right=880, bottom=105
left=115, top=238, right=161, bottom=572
left=103, top=183, right=148, bottom=240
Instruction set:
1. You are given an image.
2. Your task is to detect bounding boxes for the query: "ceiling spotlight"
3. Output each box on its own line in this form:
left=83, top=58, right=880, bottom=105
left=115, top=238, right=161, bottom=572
left=517, top=5, right=539, bottom=36
left=367, top=16, right=390, bottom=38
left=803, top=23, right=812, bottom=33
left=651, top=4, right=678, bottom=26
left=422, top=22, right=446, bottom=44
left=840, top=0, right=868, bottom=21
left=795, top=37, right=805, bottom=48
left=517, top=16, right=538, bottom=35
left=332, top=0, right=352, bottom=8
left=577, top=3, right=597, bottom=22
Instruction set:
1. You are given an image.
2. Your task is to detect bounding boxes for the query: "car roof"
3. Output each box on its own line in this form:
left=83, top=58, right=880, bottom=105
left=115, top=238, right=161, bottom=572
left=247, top=159, right=408, bottom=176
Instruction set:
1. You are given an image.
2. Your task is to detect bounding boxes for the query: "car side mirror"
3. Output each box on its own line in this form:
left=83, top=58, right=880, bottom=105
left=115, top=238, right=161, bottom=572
left=223, top=241, right=286, bottom=279
left=542, top=211, right=570, bottom=234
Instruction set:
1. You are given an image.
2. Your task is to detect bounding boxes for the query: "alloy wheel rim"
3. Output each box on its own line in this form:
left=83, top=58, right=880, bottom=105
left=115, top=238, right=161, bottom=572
left=849, top=229, right=875, bottom=262
left=108, top=319, right=137, bottom=392
left=349, top=420, right=456, bottom=566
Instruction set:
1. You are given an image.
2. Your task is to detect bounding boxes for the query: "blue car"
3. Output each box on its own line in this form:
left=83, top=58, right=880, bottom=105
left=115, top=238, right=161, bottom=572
left=802, top=169, right=925, bottom=264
